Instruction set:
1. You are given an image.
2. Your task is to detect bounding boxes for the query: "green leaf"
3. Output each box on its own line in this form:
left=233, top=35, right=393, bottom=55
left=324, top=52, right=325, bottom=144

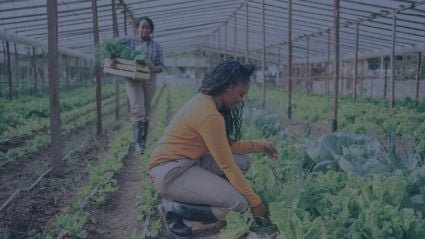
left=220, top=211, right=253, bottom=239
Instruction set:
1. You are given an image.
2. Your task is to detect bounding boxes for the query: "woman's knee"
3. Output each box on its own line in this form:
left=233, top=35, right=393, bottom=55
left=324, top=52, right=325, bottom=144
left=212, top=197, right=248, bottom=221
left=229, top=195, right=249, bottom=213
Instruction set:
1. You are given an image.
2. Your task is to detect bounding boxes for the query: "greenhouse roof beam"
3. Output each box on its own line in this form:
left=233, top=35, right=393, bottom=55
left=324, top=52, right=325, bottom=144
left=11, top=13, right=223, bottom=37
left=0, top=30, right=90, bottom=59
left=264, top=1, right=425, bottom=52
left=211, top=0, right=424, bottom=53
left=0, top=9, right=119, bottom=26
left=0, top=2, right=112, bottom=21
left=0, top=0, right=88, bottom=13
left=32, top=18, right=222, bottom=44
left=2, top=0, right=425, bottom=60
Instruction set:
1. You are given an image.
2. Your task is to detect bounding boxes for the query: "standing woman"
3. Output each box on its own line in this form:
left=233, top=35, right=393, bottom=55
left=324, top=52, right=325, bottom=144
left=148, top=61, right=278, bottom=238
left=116, top=16, right=164, bottom=154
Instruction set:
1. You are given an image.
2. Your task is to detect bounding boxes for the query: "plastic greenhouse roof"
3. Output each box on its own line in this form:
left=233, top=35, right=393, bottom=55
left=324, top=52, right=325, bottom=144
left=0, top=0, right=424, bottom=63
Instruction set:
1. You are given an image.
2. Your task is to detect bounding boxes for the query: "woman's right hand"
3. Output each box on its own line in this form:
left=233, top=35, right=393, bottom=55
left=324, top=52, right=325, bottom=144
left=251, top=202, right=268, bottom=218
left=262, top=141, right=278, bottom=160
left=110, top=58, right=118, bottom=68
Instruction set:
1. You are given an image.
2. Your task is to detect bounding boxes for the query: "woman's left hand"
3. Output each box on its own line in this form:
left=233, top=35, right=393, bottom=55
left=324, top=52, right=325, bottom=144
left=148, top=63, right=160, bottom=73
left=263, top=141, right=278, bottom=160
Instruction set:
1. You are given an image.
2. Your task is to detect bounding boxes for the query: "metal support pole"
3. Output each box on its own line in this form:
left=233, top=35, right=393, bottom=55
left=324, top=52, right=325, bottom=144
left=112, top=0, right=119, bottom=38
left=370, top=62, right=374, bottom=98
left=47, top=0, right=64, bottom=176
left=124, top=10, right=128, bottom=36
left=390, top=11, right=397, bottom=108
left=353, top=23, right=359, bottom=101
left=416, top=52, right=422, bottom=101
left=332, top=0, right=340, bottom=132
left=112, top=0, right=120, bottom=120
left=327, top=30, right=331, bottom=97
left=64, top=55, right=69, bottom=89
left=218, top=28, right=222, bottom=61
left=245, top=1, right=249, bottom=63
left=13, top=43, right=19, bottom=95
left=75, top=57, right=80, bottom=89
left=340, top=60, right=344, bottom=95
left=224, top=22, right=228, bottom=60
left=360, top=58, right=365, bottom=97
left=32, top=46, right=38, bottom=92
left=234, top=12, right=237, bottom=60
left=6, top=41, right=12, bottom=99
left=1, top=42, right=6, bottom=97
left=278, top=47, right=281, bottom=85
left=261, top=0, right=266, bottom=108
left=92, top=0, right=103, bottom=135
left=379, top=55, right=384, bottom=99
left=306, top=37, right=310, bottom=95
left=287, top=0, right=293, bottom=119
left=403, top=55, right=406, bottom=72
left=384, top=56, right=388, bottom=98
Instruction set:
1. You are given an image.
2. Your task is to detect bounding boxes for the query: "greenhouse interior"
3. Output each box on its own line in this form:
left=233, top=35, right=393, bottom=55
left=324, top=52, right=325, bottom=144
left=1, top=0, right=425, bottom=238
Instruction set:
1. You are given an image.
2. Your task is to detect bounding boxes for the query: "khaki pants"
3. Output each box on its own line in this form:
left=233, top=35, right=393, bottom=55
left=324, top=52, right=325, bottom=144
left=125, top=74, right=156, bottom=123
left=150, top=154, right=251, bottom=220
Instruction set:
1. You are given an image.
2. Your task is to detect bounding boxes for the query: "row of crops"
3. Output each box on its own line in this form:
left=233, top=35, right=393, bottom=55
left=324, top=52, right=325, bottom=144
left=3, top=80, right=423, bottom=238
left=223, top=87, right=425, bottom=238
left=140, top=85, right=425, bottom=239
left=248, top=88, right=425, bottom=162
left=0, top=84, right=127, bottom=166
left=44, top=83, right=189, bottom=238
left=0, top=80, right=134, bottom=238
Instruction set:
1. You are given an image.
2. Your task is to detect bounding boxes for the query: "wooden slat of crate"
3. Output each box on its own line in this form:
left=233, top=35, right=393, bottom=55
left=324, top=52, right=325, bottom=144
left=103, top=58, right=150, bottom=80
left=104, top=67, right=150, bottom=80
left=104, top=58, right=150, bottom=72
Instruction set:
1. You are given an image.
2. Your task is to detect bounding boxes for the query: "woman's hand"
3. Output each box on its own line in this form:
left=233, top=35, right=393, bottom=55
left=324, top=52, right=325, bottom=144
left=263, top=141, right=278, bottom=160
left=148, top=63, right=160, bottom=73
left=110, top=58, right=118, bottom=69
left=251, top=202, right=268, bottom=218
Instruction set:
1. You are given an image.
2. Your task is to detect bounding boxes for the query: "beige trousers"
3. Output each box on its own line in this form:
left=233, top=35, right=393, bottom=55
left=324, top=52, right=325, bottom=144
left=150, top=154, right=251, bottom=220
left=125, top=74, right=156, bottom=123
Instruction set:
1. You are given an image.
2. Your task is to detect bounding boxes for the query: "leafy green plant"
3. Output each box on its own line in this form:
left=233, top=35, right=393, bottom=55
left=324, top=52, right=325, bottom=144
left=269, top=202, right=327, bottom=239
left=125, top=230, right=143, bottom=239
left=98, top=39, right=150, bottom=65
left=148, top=219, right=162, bottom=238
left=220, top=211, right=254, bottom=239
left=351, top=202, right=425, bottom=239
left=304, top=132, right=392, bottom=177
left=303, top=121, right=312, bottom=138
left=55, top=212, right=89, bottom=238
left=247, top=160, right=286, bottom=203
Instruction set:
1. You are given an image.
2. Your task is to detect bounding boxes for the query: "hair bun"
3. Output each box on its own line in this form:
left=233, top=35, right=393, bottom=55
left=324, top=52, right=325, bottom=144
left=242, top=63, right=255, bottom=74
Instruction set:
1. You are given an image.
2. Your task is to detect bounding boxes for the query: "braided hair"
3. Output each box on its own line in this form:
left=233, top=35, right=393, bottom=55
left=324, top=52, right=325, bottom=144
left=199, top=60, right=255, bottom=142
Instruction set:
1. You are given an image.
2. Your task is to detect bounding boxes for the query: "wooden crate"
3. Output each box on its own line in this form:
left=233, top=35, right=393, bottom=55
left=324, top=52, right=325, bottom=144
left=103, top=58, right=151, bottom=80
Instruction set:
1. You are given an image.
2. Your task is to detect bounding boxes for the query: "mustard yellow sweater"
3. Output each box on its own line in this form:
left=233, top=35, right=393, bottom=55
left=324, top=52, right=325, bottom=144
left=149, top=93, right=265, bottom=207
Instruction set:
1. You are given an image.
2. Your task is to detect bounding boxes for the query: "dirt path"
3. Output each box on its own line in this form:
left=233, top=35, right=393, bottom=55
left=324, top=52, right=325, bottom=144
left=0, top=114, right=123, bottom=238
left=86, top=153, right=145, bottom=238
left=86, top=86, right=223, bottom=239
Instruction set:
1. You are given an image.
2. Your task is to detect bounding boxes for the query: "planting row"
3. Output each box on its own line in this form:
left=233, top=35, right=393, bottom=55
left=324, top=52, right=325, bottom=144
left=248, top=87, right=425, bottom=163
left=0, top=89, right=127, bottom=166
left=219, top=87, right=425, bottom=238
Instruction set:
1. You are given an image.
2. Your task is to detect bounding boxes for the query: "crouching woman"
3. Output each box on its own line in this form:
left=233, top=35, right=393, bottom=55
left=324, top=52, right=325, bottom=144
left=148, top=60, right=278, bottom=238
